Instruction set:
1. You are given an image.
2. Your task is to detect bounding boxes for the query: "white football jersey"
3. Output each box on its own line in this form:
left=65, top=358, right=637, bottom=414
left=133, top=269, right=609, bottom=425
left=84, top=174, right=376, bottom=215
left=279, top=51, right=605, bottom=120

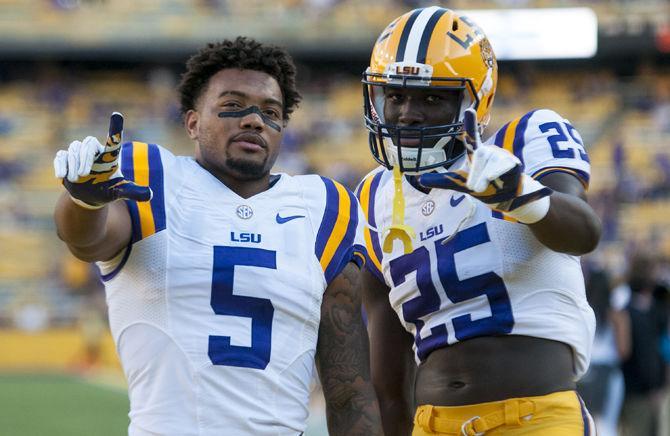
left=357, top=109, right=595, bottom=379
left=97, top=142, right=367, bottom=436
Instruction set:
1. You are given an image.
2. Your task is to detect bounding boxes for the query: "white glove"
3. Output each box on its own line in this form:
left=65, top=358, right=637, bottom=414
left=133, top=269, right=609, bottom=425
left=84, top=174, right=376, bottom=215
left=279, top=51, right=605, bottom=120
left=419, top=108, right=552, bottom=224
left=54, top=112, right=152, bottom=209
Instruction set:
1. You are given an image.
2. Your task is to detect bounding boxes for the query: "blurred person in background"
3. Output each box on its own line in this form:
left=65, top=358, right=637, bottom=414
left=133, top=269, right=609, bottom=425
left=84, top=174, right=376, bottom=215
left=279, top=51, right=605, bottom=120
left=53, top=36, right=381, bottom=436
left=59, top=253, right=109, bottom=371
left=577, top=260, right=630, bottom=436
left=617, top=252, right=669, bottom=436
left=358, top=6, right=601, bottom=435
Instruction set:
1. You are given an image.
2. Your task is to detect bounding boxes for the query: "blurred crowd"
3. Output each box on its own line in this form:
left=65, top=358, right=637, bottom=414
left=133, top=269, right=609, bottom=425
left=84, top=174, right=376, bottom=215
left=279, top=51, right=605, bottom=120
left=0, top=33, right=669, bottom=436
left=578, top=252, right=670, bottom=436
left=33, top=0, right=670, bottom=15
left=0, top=0, right=667, bottom=55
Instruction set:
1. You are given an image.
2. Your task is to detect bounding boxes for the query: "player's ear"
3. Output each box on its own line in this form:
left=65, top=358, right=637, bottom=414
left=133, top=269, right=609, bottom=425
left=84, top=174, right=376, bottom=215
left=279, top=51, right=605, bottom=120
left=184, top=109, right=199, bottom=140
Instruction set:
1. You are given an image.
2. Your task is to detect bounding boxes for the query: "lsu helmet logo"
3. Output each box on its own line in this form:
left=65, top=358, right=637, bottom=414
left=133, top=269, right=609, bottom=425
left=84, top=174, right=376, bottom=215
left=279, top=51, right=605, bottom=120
left=480, top=39, right=495, bottom=69
left=395, top=65, right=420, bottom=75
left=385, top=62, right=433, bottom=85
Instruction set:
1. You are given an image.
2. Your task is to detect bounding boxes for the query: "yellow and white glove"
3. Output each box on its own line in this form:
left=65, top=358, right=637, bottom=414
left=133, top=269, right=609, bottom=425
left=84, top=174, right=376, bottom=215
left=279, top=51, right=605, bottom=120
left=419, top=109, right=552, bottom=224
left=54, top=112, right=152, bottom=209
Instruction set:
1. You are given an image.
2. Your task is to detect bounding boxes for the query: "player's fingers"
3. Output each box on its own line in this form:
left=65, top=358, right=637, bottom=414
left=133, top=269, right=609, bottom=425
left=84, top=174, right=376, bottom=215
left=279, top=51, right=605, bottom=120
left=471, top=148, right=520, bottom=193
left=486, top=148, right=518, bottom=181
left=463, top=108, right=480, bottom=152
left=493, top=150, right=518, bottom=176
left=468, top=172, right=488, bottom=193
left=105, top=112, right=124, bottom=149
left=54, top=150, right=68, bottom=179
left=467, top=148, right=491, bottom=192
left=66, top=140, right=82, bottom=182
left=112, top=181, right=153, bottom=202
left=78, top=136, right=100, bottom=176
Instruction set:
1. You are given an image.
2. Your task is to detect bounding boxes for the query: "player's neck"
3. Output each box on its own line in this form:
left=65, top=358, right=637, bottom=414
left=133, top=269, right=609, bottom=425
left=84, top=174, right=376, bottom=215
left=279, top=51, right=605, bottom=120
left=197, top=160, right=273, bottom=199
left=223, top=176, right=271, bottom=199
left=220, top=172, right=272, bottom=199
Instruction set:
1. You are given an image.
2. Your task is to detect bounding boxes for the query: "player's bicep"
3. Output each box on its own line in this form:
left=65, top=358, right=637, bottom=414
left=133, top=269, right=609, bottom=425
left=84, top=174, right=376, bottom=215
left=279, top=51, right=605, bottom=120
left=362, top=266, right=410, bottom=349
left=362, top=267, right=415, bottom=392
left=527, top=160, right=601, bottom=255
left=102, top=200, right=133, bottom=259
left=536, top=171, right=587, bottom=201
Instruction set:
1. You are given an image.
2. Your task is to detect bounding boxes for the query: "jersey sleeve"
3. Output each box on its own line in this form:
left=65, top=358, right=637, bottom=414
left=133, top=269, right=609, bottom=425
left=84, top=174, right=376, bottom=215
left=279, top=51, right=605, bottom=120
left=313, top=177, right=366, bottom=285
left=119, top=141, right=173, bottom=244
left=355, top=169, right=386, bottom=285
left=98, top=141, right=175, bottom=281
left=488, top=109, right=591, bottom=189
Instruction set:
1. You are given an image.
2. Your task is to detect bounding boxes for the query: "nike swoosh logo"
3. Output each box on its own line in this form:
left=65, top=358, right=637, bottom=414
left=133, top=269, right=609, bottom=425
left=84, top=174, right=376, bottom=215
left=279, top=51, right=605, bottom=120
left=450, top=195, right=465, bottom=207
left=276, top=213, right=305, bottom=224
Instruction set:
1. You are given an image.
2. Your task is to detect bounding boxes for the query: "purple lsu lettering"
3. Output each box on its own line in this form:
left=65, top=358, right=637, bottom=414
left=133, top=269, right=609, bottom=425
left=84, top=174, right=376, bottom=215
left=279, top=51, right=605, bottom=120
left=419, top=224, right=444, bottom=241
left=230, top=231, right=262, bottom=243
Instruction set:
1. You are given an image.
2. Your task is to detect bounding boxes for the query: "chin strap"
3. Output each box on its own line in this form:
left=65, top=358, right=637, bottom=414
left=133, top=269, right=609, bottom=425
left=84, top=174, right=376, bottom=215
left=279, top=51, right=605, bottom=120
left=382, top=165, right=416, bottom=254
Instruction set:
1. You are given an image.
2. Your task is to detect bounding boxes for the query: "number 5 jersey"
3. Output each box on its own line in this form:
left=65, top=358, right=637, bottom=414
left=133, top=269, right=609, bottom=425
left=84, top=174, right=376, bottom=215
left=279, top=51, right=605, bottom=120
left=97, top=143, right=367, bottom=436
left=357, top=109, right=596, bottom=378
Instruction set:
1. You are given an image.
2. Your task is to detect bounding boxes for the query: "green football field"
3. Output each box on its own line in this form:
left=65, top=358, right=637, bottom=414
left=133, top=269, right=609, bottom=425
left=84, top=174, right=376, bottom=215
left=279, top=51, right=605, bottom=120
left=0, top=373, right=129, bottom=436
left=0, top=372, right=329, bottom=435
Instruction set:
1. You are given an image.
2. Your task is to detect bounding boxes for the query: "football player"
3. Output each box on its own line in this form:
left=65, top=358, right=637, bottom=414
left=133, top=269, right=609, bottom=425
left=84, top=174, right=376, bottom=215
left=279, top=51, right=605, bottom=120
left=358, top=7, right=602, bottom=435
left=54, top=37, right=382, bottom=436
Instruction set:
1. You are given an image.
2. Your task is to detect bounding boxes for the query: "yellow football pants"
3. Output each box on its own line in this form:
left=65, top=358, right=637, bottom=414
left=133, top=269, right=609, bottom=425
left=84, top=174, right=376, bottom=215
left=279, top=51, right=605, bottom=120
left=413, top=390, right=595, bottom=435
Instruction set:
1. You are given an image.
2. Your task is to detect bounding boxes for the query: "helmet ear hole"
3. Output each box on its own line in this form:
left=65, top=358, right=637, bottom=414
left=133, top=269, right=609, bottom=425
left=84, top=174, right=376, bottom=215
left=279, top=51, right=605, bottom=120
left=452, top=20, right=458, bottom=31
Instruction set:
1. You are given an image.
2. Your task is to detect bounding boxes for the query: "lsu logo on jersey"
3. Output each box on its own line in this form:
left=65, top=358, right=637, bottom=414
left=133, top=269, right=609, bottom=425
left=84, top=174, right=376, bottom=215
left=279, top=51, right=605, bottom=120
left=230, top=232, right=262, bottom=243
left=420, top=224, right=444, bottom=241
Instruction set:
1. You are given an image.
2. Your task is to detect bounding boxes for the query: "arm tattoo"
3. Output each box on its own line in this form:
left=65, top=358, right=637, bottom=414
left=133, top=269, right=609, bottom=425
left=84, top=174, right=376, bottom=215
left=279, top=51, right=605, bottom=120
left=317, top=263, right=382, bottom=435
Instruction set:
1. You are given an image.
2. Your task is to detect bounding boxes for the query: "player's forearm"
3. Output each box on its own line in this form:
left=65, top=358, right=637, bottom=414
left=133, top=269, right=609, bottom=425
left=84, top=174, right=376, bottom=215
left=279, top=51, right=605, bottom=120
left=55, top=192, right=110, bottom=248
left=372, top=358, right=415, bottom=436
left=54, top=192, right=129, bottom=261
left=324, top=386, right=383, bottom=436
left=368, top=348, right=415, bottom=435
left=376, top=394, right=414, bottom=436
left=320, top=330, right=383, bottom=436
left=528, top=191, right=601, bottom=255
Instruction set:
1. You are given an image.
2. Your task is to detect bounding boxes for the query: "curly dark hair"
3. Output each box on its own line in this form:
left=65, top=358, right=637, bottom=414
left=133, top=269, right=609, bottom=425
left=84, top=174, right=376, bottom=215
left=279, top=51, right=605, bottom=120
left=178, top=36, right=302, bottom=121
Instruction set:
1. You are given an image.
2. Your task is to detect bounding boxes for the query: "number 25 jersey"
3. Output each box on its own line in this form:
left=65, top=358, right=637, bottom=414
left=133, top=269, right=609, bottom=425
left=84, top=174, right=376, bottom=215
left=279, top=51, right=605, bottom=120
left=357, top=109, right=596, bottom=379
left=98, top=143, right=366, bottom=436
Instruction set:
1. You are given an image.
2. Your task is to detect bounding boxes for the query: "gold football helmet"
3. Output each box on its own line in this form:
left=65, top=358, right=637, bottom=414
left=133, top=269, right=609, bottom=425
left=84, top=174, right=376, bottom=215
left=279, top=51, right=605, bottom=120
left=363, top=7, right=498, bottom=173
